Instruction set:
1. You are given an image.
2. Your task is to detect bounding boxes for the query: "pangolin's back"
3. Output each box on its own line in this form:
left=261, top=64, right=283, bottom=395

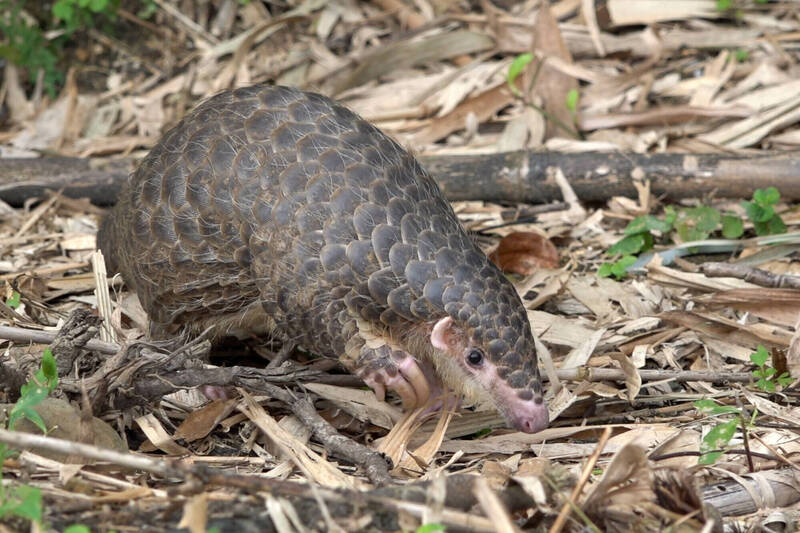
left=99, top=85, right=487, bottom=349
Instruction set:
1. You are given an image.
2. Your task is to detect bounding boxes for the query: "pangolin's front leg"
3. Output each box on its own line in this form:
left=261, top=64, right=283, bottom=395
left=341, top=320, right=432, bottom=409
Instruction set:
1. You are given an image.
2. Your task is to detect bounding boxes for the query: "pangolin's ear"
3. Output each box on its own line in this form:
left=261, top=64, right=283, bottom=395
left=431, top=316, right=456, bottom=352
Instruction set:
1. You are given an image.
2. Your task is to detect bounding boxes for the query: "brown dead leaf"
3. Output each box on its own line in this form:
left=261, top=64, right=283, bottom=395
left=177, top=493, right=208, bottom=533
left=489, top=231, right=559, bottom=275
left=529, top=2, right=578, bottom=139
left=411, top=84, right=514, bottom=145
left=0, top=398, right=126, bottom=463
left=174, top=398, right=238, bottom=442
left=583, top=444, right=654, bottom=526
left=703, top=288, right=800, bottom=327
left=579, top=105, right=751, bottom=130
left=334, top=30, right=494, bottom=95
left=609, top=352, right=642, bottom=402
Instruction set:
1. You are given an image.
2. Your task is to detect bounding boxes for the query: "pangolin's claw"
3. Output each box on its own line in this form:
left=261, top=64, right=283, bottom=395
left=396, top=357, right=431, bottom=408
left=358, top=350, right=433, bottom=409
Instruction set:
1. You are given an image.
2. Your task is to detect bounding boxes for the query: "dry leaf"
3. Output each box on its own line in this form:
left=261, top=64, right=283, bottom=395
left=489, top=231, right=559, bottom=275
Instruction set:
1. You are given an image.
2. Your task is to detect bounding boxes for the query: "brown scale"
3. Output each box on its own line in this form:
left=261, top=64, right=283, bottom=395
left=98, top=84, right=548, bottom=433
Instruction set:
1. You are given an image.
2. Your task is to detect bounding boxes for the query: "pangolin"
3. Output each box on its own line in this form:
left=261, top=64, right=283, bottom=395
left=97, top=84, right=549, bottom=433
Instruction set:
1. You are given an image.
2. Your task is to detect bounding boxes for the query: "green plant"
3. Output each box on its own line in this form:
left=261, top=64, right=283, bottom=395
left=694, top=399, right=746, bottom=465
left=506, top=53, right=581, bottom=139
left=0, top=0, right=123, bottom=96
left=506, top=53, right=534, bottom=97
left=599, top=187, right=787, bottom=279
left=566, top=89, right=579, bottom=113
left=597, top=255, right=636, bottom=280
left=750, top=345, right=791, bottom=392
left=5, top=291, right=21, bottom=309
left=0, top=0, right=62, bottom=96
left=0, top=348, right=59, bottom=525
left=52, top=0, right=120, bottom=34
left=742, top=186, right=787, bottom=236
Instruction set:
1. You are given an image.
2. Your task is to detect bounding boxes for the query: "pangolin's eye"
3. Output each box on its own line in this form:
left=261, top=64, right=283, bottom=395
left=466, top=348, right=485, bottom=367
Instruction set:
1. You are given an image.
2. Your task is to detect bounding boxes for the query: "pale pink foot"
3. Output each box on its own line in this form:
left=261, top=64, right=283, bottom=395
left=357, top=345, right=431, bottom=409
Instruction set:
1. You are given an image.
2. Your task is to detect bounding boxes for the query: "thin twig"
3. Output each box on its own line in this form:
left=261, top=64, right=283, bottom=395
left=549, top=426, right=613, bottom=533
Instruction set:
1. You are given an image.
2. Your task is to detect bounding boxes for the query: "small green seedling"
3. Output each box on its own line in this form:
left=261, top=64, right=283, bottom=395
left=599, top=187, right=786, bottom=280
left=5, top=291, right=21, bottom=309
left=52, top=0, right=120, bottom=33
left=734, top=48, right=749, bottom=62
left=566, top=89, right=579, bottom=113
left=0, top=347, right=59, bottom=525
left=694, top=399, right=748, bottom=465
left=742, top=186, right=787, bottom=236
left=506, top=53, right=581, bottom=139
left=750, top=344, right=791, bottom=393
left=597, top=255, right=636, bottom=280
left=506, top=53, right=534, bottom=97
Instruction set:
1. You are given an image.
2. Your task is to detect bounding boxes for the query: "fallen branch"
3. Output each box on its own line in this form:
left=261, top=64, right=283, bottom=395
left=3, top=150, right=800, bottom=206
left=0, top=428, right=508, bottom=530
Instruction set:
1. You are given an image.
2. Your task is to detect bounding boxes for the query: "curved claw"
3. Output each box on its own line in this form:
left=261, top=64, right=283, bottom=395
left=387, top=375, right=418, bottom=409
left=396, top=357, right=431, bottom=408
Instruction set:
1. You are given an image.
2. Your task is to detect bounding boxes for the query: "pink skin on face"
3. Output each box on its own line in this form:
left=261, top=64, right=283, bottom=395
left=431, top=317, right=548, bottom=434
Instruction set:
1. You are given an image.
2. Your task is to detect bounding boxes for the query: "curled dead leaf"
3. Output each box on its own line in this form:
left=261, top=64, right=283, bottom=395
left=489, top=231, right=559, bottom=275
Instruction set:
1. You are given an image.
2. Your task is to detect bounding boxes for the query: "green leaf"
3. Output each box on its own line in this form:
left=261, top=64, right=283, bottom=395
left=89, top=0, right=109, bottom=12
left=721, top=215, right=744, bottom=238
left=700, top=418, right=739, bottom=453
left=693, top=399, right=717, bottom=411
left=0, top=485, right=42, bottom=522
left=608, top=233, right=647, bottom=256
left=716, top=0, right=732, bottom=10
left=750, top=345, right=769, bottom=367
left=597, top=263, right=614, bottom=278
left=6, top=291, right=21, bottom=309
left=416, top=524, right=446, bottom=533
left=40, top=348, right=59, bottom=391
left=8, top=390, right=48, bottom=432
left=743, top=201, right=774, bottom=223
left=8, top=348, right=58, bottom=431
left=698, top=450, right=724, bottom=465
left=53, top=0, right=75, bottom=21
left=778, top=373, right=793, bottom=387
left=608, top=255, right=637, bottom=279
left=687, top=206, right=721, bottom=233
left=753, top=220, right=770, bottom=236
left=693, top=400, right=739, bottom=416
left=767, top=215, right=787, bottom=235
left=507, top=53, right=534, bottom=96
left=734, top=48, right=749, bottom=62
left=676, top=220, right=708, bottom=242
left=565, top=89, right=579, bottom=112
left=753, top=186, right=780, bottom=206
left=663, top=205, right=678, bottom=225
left=758, top=379, right=776, bottom=392
left=625, top=215, right=671, bottom=235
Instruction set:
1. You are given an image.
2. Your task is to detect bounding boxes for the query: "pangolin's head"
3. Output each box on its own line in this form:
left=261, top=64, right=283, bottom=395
left=423, top=248, right=549, bottom=434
